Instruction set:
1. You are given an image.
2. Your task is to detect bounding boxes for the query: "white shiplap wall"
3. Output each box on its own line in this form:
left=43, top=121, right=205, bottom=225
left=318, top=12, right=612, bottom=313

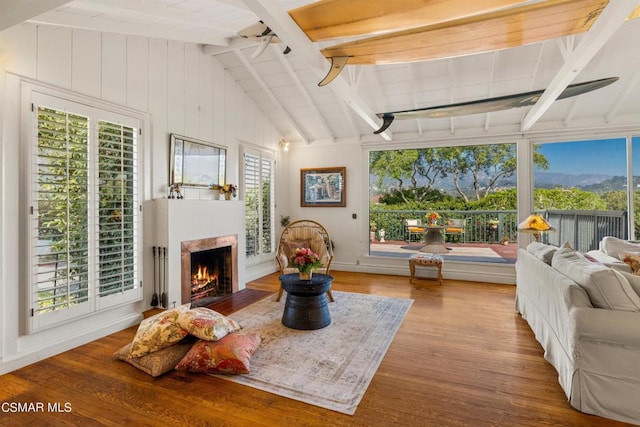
left=0, top=22, right=281, bottom=374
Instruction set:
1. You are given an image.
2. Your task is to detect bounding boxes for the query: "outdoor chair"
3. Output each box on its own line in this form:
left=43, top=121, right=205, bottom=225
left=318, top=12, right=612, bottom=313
left=403, top=219, right=424, bottom=242
left=275, top=219, right=334, bottom=302
left=445, top=218, right=467, bottom=243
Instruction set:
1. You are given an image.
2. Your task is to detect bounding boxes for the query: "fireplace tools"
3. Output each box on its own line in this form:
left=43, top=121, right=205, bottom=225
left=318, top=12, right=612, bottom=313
left=161, top=247, right=168, bottom=308
left=151, top=246, right=159, bottom=307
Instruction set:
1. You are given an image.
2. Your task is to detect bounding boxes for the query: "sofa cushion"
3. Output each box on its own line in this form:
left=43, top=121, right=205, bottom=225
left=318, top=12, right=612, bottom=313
left=552, top=247, right=640, bottom=311
left=601, top=236, right=640, bottom=260
left=617, top=270, right=640, bottom=298
left=526, top=242, right=557, bottom=265
left=585, top=250, right=632, bottom=273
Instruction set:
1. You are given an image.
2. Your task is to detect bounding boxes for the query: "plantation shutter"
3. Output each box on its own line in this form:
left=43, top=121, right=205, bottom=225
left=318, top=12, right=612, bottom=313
left=29, top=89, right=142, bottom=331
left=243, top=148, right=275, bottom=259
left=244, top=152, right=260, bottom=257
left=261, top=157, right=274, bottom=254
left=97, top=120, right=138, bottom=299
left=32, top=106, right=91, bottom=321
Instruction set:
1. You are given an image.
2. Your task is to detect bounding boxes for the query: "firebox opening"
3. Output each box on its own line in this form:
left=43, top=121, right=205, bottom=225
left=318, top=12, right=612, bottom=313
left=190, top=246, right=232, bottom=307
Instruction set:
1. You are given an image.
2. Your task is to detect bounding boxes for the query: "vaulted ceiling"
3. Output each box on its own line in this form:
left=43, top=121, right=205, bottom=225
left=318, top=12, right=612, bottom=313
left=7, top=0, right=640, bottom=145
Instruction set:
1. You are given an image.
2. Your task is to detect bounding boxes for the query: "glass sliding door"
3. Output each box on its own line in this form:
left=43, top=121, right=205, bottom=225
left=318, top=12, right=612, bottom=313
left=532, top=138, right=628, bottom=252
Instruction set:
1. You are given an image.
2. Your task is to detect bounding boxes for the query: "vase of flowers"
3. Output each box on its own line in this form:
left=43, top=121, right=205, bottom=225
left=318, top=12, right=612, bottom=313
left=291, top=247, right=322, bottom=281
left=427, top=211, right=440, bottom=225
left=219, top=184, right=237, bottom=200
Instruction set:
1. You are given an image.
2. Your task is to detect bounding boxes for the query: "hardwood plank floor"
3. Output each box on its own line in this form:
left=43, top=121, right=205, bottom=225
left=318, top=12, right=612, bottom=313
left=0, top=271, right=632, bottom=426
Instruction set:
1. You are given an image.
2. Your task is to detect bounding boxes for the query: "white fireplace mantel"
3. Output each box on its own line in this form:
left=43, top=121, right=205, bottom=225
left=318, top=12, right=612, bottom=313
left=143, top=199, right=246, bottom=309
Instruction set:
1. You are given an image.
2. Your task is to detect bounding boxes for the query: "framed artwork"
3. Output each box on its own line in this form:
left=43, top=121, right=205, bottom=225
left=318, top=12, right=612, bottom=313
left=300, top=167, right=346, bottom=207
left=169, top=134, right=226, bottom=188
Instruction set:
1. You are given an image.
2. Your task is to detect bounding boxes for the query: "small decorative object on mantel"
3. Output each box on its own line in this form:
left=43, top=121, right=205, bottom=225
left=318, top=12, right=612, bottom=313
left=291, top=247, right=321, bottom=281
left=168, top=183, right=183, bottom=199
left=211, top=183, right=237, bottom=200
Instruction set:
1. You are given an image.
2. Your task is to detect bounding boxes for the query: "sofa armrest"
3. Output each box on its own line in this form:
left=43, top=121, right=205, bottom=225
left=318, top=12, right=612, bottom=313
left=573, top=306, right=640, bottom=348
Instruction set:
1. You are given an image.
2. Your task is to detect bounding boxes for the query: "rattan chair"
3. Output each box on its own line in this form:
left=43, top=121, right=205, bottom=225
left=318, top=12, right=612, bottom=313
left=275, top=219, right=334, bottom=302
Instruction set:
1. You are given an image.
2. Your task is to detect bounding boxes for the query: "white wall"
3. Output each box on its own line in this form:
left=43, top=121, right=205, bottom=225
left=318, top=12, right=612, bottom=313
left=0, top=22, right=281, bottom=374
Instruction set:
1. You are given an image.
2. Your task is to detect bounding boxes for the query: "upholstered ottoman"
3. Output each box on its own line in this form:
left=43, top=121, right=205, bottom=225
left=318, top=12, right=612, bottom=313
left=409, top=254, right=443, bottom=285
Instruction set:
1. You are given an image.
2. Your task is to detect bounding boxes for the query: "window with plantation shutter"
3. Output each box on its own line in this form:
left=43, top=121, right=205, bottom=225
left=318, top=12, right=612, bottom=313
left=243, top=148, right=275, bottom=259
left=29, top=89, right=142, bottom=331
left=97, top=121, right=138, bottom=299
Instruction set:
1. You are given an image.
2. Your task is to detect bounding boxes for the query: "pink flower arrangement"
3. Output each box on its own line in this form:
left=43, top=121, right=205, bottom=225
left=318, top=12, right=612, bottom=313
left=291, top=247, right=322, bottom=273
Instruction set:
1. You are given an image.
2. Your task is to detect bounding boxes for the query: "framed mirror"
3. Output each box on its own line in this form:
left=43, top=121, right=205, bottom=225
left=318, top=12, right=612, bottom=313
left=170, top=134, right=226, bottom=188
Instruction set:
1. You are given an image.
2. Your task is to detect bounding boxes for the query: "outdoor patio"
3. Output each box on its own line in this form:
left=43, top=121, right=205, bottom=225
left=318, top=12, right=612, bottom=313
left=370, top=240, right=518, bottom=264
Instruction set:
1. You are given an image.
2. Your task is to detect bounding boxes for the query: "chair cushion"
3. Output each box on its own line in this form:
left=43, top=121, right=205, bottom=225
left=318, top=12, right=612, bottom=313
left=445, top=227, right=463, bottom=233
left=408, top=227, right=423, bottom=233
left=284, top=240, right=310, bottom=259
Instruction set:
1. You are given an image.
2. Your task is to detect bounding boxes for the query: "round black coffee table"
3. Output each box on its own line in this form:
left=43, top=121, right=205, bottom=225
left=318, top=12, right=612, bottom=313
left=279, top=273, right=333, bottom=330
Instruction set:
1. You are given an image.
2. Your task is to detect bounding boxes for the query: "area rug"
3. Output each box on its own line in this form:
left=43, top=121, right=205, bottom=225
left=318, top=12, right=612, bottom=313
left=215, top=291, right=413, bottom=415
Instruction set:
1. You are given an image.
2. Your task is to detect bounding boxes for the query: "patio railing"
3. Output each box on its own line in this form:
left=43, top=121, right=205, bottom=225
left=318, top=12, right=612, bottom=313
left=369, top=209, right=628, bottom=252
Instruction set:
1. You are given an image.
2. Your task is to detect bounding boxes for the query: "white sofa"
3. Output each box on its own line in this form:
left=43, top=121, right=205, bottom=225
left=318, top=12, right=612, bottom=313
left=515, top=240, right=640, bottom=425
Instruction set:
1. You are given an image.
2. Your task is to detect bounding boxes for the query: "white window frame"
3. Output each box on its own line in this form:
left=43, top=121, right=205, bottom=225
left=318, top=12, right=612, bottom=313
left=241, top=145, right=275, bottom=264
left=23, top=82, right=144, bottom=332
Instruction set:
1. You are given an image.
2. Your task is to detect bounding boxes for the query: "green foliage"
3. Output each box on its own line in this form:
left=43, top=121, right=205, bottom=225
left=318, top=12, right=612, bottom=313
left=467, top=188, right=517, bottom=210
left=600, top=190, right=627, bottom=210
left=533, top=188, right=607, bottom=210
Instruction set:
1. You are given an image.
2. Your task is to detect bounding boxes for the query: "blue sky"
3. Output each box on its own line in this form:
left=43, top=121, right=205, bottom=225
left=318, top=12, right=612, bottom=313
left=535, top=137, right=640, bottom=176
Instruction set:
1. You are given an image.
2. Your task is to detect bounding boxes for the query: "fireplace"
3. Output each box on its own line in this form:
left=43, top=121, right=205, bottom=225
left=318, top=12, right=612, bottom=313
left=181, top=235, right=238, bottom=307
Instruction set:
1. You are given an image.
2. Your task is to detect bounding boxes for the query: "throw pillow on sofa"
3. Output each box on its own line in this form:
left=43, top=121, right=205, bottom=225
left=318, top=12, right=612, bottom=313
left=552, top=247, right=640, bottom=311
left=619, top=251, right=640, bottom=274
left=526, top=242, right=557, bottom=265
left=601, top=236, right=640, bottom=260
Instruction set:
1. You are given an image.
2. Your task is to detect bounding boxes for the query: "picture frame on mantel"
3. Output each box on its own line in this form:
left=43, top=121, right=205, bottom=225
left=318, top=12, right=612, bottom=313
left=300, top=167, right=346, bottom=207
left=169, top=134, right=227, bottom=188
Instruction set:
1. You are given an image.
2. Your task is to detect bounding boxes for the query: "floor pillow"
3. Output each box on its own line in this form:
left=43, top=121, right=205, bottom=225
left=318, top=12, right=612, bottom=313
left=175, top=333, right=261, bottom=374
left=129, top=303, right=191, bottom=358
left=176, top=307, right=241, bottom=341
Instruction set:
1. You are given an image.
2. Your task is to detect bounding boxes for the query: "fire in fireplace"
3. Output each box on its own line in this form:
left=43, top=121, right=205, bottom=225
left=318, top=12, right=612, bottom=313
left=181, top=235, right=238, bottom=307
left=190, top=246, right=231, bottom=304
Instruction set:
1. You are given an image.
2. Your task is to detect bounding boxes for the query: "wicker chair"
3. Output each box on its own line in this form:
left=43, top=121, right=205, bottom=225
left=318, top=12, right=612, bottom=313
left=275, top=219, right=334, bottom=302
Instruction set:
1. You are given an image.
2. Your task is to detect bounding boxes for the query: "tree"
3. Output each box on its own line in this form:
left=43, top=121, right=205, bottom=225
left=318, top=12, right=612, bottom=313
left=370, top=144, right=549, bottom=204
left=369, top=149, right=441, bottom=203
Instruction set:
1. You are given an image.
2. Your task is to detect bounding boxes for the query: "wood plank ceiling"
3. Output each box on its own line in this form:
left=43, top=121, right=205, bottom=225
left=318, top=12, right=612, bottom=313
left=10, top=0, right=640, bottom=145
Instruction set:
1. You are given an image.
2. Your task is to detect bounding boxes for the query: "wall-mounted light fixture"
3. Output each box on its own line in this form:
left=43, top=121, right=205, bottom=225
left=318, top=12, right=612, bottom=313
left=279, top=139, right=290, bottom=152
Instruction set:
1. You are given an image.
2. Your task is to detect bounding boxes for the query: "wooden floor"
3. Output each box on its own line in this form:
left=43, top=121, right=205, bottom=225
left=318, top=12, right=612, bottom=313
left=0, top=271, right=632, bottom=426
